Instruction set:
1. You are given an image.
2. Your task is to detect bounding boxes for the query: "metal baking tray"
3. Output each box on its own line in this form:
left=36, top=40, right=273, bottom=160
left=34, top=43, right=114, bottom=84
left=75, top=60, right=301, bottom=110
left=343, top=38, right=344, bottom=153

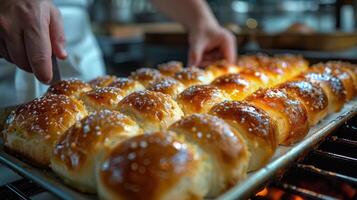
left=0, top=99, right=356, bottom=200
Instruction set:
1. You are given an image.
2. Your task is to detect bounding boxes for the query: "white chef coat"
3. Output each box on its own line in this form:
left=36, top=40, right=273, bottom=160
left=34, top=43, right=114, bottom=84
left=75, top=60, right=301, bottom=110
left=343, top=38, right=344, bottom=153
left=11, top=0, right=105, bottom=103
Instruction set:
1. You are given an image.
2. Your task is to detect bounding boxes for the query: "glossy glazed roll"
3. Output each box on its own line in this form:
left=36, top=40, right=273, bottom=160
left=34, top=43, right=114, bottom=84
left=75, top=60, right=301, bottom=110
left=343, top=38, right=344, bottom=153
left=206, top=61, right=240, bottom=79
left=298, top=71, right=346, bottom=112
left=246, top=88, right=309, bottom=145
left=81, top=87, right=126, bottom=112
left=117, top=91, right=184, bottom=132
left=169, top=114, right=249, bottom=197
left=89, top=75, right=117, bottom=88
left=176, top=85, right=228, bottom=115
left=311, top=62, right=356, bottom=100
left=51, top=110, right=143, bottom=192
left=46, top=79, right=92, bottom=99
left=3, top=94, right=87, bottom=166
left=157, top=61, right=183, bottom=76
left=211, top=73, right=259, bottom=101
left=209, top=101, right=277, bottom=171
left=98, top=131, right=207, bottom=200
left=146, top=77, right=186, bottom=99
left=108, top=78, right=145, bottom=96
left=278, top=80, right=329, bottom=126
left=129, top=68, right=165, bottom=87
left=174, top=67, right=214, bottom=88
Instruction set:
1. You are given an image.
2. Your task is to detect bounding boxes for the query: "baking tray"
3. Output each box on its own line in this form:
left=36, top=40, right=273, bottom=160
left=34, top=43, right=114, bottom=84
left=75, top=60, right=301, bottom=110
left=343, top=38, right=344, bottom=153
left=0, top=99, right=356, bottom=200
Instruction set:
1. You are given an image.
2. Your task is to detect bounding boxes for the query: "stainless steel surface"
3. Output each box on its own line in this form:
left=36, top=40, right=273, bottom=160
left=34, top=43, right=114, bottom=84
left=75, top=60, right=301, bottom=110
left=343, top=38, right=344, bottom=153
left=0, top=99, right=356, bottom=200
left=50, top=55, right=61, bottom=85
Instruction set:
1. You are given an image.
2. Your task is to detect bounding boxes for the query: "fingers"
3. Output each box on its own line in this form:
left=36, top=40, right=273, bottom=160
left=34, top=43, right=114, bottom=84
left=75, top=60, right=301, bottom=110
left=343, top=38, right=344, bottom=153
left=6, top=33, right=32, bottom=73
left=220, top=31, right=237, bottom=64
left=188, top=41, right=204, bottom=67
left=49, top=6, right=67, bottom=59
left=24, top=23, right=53, bottom=84
left=0, top=39, right=12, bottom=62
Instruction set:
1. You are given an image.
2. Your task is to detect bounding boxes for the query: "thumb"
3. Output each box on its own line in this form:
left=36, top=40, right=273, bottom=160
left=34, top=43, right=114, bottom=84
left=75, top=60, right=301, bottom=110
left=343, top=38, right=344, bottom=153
left=188, top=41, right=204, bottom=67
left=221, top=33, right=236, bottom=64
left=49, top=7, right=67, bottom=59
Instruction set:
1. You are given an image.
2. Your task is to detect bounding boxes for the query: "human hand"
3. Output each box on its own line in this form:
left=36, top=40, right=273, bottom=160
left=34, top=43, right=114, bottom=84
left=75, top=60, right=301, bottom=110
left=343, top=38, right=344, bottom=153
left=0, top=0, right=67, bottom=83
left=188, top=23, right=236, bottom=67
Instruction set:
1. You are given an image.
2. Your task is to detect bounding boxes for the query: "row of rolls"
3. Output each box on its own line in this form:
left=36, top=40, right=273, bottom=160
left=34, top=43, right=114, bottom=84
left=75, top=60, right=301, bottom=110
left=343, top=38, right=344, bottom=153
left=2, top=54, right=357, bottom=200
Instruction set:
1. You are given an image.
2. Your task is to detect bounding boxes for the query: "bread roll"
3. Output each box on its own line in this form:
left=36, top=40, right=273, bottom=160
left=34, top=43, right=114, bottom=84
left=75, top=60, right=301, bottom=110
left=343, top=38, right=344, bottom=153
left=209, top=101, right=277, bottom=171
left=81, top=87, right=126, bottom=112
left=146, top=77, right=186, bottom=98
left=129, top=68, right=165, bottom=87
left=46, top=79, right=92, bottom=99
left=108, top=78, right=145, bottom=96
left=174, top=67, right=214, bottom=88
left=211, top=73, right=259, bottom=100
left=299, top=71, right=346, bottom=112
left=117, top=91, right=184, bottom=132
left=3, top=94, right=87, bottom=166
left=51, top=110, right=142, bottom=192
left=278, top=80, right=329, bottom=125
left=311, top=62, right=356, bottom=100
left=246, top=88, right=309, bottom=145
left=158, top=61, right=183, bottom=76
left=176, top=85, right=228, bottom=115
left=169, top=114, right=249, bottom=197
left=89, top=75, right=117, bottom=88
left=206, top=61, right=240, bottom=79
left=98, top=131, right=207, bottom=200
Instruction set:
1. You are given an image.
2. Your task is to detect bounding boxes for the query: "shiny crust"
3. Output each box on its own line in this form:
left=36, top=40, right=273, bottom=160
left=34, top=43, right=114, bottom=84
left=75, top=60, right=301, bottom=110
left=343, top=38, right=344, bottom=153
left=209, top=101, right=277, bottom=171
left=169, top=114, right=249, bottom=196
left=174, top=67, right=214, bottom=88
left=312, top=62, right=356, bottom=100
left=108, top=78, right=145, bottom=96
left=117, top=91, right=184, bottom=132
left=129, top=68, right=165, bottom=87
left=89, top=76, right=117, bottom=88
left=300, top=71, right=346, bottom=112
left=211, top=73, right=256, bottom=100
left=81, top=87, right=126, bottom=112
left=158, top=61, right=183, bottom=76
left=176, top=85, right=228, bottom=115
left=206, top=61, right=240, bottom=78
left=98, top=131, right=203, bottom=200
left=146, top=77, right=186, bottom=99
left=278, top=80, right=329, bottom=125
left=246, top=88, right=309, bottom=145
left=3, top=94, right=87, bottom=166
left=46, top=79, right=92, bottom=99
left=51, top=110, right=142, bottom=192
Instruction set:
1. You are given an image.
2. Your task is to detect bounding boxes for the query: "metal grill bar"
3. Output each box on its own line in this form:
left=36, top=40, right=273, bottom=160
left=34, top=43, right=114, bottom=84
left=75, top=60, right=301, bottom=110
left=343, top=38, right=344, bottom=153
left=270, top=182, right=338, bottom=200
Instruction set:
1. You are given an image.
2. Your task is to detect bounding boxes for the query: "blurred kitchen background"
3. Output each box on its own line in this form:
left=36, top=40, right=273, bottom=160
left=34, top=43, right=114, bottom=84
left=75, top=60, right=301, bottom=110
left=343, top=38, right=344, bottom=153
left=89, top=0, right=357, bottom=76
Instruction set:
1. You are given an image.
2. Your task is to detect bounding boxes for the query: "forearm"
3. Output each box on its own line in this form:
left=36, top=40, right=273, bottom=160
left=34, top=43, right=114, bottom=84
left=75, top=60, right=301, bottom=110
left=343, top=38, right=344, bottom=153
left=150, top=0, right=219, bottom=31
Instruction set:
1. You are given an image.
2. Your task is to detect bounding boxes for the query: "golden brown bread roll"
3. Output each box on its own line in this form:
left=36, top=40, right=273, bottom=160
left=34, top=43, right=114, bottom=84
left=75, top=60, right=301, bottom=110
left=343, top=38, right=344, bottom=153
left=311, top=62, right=356, bottom=100
left=206, top=61, right=240, bottom=79
left=89, top=75, right=117, bottom=88
left=129, top=68, right=165, bottom=87
left=98, top=131, right=206, bottom=200
left=174, top=67, right=214, bottom=88
left=117, top=90, right=184, bottom=132
left=298, top=71, right=346, bottom=112
left=146, top=77, right=186, bottom=98
left=157, top=61, right=183, bottom=76
left=209, top=101, right=277, bottom=171
left=169, top=114, right=249, bottom=197
left=108, top=78, right=145, bottom=96
left=211, top=73, right=259, bottom=101
left=3, top=94, right=87, bottom=167
left=176, top=85, right=228, bottom=115
left=278, top=80, right=329, bottom=126
left=246, top=88, right=309, bottom=145
left=51, top=110, right=143, bottom=192
left=81, top=87, right=126, bottom=112
left=46, top=79, right=92, bottom=99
